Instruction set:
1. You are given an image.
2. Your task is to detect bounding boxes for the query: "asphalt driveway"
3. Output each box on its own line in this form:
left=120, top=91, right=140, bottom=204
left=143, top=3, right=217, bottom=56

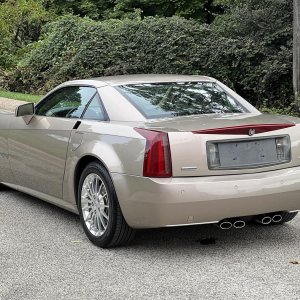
left=0, top=97, right=26, bottom=112
left=0, top=188, right=299, bottom=300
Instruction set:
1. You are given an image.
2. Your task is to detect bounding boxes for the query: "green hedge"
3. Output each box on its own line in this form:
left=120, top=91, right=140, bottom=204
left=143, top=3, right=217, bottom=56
left=8, top=16, right=209, bottom=91
left=6, top=5, right=293, bottom=109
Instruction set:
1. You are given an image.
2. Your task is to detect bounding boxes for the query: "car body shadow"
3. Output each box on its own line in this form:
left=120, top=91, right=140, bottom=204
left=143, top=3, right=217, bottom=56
left=3, top=189, right=299, bottom=252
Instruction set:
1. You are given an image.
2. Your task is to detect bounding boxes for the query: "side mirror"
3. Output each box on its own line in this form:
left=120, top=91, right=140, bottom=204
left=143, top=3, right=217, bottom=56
left=15, top=103, right=35, bottom=117
left=15, top=103, right=35, bottom=125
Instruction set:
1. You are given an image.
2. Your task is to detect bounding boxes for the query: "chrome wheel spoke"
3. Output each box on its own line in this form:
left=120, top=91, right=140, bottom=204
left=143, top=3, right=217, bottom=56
left=101, top=210, right=109, bottom=220
left=98, top=183, right=103, bottom=198
left=87, top=189, right=94, bottom=200
left=95, top=213, right=101, bottom=231
left=81, top=173, right=110, bottom=237
left=95, top=177, right=100, bottom=196
left=98, top=211, right=107, bottom=229
left=83, top=184, right=93, bottom=201
left=85, top=210, right=94, bottom=224
left=89, top=180, right=95, bottom=196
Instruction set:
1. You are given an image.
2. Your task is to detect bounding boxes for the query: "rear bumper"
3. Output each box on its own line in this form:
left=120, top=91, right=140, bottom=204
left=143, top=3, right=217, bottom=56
left=112, top=167, right=300, bottom=228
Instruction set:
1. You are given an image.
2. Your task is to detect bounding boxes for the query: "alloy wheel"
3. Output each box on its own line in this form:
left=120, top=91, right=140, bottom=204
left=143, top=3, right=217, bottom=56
left=81, top=173, right=109, bottom=237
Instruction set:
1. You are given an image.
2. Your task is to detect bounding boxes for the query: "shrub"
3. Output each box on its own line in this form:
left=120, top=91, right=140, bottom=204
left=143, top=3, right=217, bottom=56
left=0, top=0, right=52, bottom=70
left=7, top=0, right=294, bottom=111
left=8, top=15, right=209, bottom=93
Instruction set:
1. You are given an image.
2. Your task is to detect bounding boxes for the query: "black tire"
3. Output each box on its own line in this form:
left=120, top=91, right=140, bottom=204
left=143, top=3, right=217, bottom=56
left=279, top=211, right=298, bottom=224
left=78, top=162, right=136, bottom=248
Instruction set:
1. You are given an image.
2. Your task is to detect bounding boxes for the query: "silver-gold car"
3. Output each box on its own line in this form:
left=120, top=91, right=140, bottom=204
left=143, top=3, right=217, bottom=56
left=0, top=75, right=299, bottom=247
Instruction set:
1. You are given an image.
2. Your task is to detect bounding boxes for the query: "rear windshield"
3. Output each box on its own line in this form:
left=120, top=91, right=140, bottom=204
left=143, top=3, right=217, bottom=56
left=117, top=82, right=247, bottom=119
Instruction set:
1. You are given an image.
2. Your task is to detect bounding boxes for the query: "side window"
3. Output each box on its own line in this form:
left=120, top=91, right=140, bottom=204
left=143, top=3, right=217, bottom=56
left=35, top=86, right=96, bottom=118
left=82, top=93, right=106, bottom=121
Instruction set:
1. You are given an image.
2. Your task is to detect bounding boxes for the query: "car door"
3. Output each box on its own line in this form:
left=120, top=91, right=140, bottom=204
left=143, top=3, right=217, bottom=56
left=8, top=85, right=96, bottom=199
left=0, top=112, right=15, bottom=183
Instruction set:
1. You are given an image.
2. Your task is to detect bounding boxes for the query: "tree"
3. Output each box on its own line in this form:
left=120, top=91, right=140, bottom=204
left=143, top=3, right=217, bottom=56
left=45, top=0, right=224, bottom=23
left=209, top=0, right=293, bottom=109
left=294, top=0, right=300, bottom=106
left=43, top=0, right=114, bottom=20
left=0, top=0, right=51, bottom=69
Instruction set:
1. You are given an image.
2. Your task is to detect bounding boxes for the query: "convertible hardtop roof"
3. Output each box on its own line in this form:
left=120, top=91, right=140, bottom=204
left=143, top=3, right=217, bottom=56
left=62, top=74, right=215, bottom=88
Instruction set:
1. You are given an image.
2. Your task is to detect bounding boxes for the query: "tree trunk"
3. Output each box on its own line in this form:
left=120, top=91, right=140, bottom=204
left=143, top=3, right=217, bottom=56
left=293, top=0, right=300, bottom=105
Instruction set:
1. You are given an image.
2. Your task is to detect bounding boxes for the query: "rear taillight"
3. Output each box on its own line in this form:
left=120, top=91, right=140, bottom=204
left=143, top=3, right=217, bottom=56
left=134, top=128, right=172, bottom=178
left=275, top=136, right=290, bottom=161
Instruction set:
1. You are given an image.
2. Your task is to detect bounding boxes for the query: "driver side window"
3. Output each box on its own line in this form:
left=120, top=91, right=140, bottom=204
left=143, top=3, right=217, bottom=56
left=35, top=86, right=96, bottom=118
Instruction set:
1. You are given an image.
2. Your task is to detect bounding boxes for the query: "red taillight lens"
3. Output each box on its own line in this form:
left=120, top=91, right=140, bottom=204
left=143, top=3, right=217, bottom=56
left=134, top=128, right=172, bottom=178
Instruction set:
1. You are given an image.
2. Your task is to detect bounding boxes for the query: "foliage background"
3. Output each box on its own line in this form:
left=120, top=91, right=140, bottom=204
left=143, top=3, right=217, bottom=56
left=0, top=0, right=294, bottom=112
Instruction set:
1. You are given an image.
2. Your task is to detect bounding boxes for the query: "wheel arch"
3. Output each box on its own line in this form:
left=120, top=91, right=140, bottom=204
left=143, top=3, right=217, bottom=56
left=74, top=155, right=110, bottom=206
left=74, top=153, right=136, bottom=247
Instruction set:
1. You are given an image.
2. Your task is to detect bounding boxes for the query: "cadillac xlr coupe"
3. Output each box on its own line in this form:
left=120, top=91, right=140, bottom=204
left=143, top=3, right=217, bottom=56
left=0, top=75, right=299, bottom=247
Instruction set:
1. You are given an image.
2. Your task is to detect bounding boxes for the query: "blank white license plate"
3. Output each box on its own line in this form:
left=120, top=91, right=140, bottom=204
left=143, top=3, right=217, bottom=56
left=218, top=139, right=278, bottom=168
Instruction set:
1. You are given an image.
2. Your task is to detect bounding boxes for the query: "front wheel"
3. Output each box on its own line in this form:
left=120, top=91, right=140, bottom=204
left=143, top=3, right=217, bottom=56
left=78, top=162, right=136, bottom=248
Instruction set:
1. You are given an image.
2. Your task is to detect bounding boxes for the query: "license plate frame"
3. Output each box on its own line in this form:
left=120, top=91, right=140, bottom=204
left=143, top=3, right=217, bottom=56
left=207, top=135, right=291, bottom=170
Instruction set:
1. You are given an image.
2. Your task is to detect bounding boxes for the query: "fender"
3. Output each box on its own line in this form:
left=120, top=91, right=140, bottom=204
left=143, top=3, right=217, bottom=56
left=62, top=130, right=145, bottom=206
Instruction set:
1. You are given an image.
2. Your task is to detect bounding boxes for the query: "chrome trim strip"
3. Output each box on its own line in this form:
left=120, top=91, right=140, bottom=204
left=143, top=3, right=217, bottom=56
left=164, top=221, right=219, bottom=227
left=181, top=167, right=198, bottom=171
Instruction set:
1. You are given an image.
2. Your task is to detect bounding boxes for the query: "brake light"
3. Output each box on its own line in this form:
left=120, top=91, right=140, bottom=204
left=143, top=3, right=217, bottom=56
left=193, top=124, right=295, bottom=135
left=134, top=128, right=172, bottom=178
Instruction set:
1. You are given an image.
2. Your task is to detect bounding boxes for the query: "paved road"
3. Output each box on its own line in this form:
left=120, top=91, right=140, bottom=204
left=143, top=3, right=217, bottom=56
left=0, top=97, right=26, bottom=112
left=0, top=188, right=299, bottom=300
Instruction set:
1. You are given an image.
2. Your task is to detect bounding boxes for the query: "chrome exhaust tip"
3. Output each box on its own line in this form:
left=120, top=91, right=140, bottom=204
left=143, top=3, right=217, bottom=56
left=261, top=216, right=272, bottom=225
left=272, top=214, right=283, bottom=223
left=255, top=215, right=272, bottom=225
left=233, top=220, right=246, bottom=229
left=219, top=221, right=232, bottom=230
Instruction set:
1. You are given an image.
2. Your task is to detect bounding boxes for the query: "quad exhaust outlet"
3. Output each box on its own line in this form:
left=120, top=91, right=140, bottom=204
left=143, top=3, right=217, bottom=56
left=233, top=220, right=246, bottom=229
left=272, top=214, right=283, bottom=223
left=254, top=213, right=283, bottom=225
left=218, top=212, right=283, bottom=230
left=219, top=220, right=233, bottom=230
left=218, top=219, right=245, bottom=230
left=255, top=215, right=272, bottom=225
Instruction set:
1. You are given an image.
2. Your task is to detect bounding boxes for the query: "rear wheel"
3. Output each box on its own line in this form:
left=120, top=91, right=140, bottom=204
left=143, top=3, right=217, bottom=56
left=78, top=162, right=136, bottom=248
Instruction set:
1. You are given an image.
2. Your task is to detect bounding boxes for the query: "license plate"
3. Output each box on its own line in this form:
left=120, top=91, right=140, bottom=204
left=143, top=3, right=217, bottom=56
left=218, top=138, right=278, bottom=168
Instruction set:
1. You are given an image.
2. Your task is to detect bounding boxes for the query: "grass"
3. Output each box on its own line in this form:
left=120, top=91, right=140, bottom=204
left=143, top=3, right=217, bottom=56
left=0, top=89, right=42, bottom=103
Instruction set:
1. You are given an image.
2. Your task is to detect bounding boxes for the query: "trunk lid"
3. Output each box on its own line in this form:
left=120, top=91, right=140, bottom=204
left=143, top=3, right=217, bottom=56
left=144, top=113, right=299, bottom=132
left=142, top=113, right=300, bottom=177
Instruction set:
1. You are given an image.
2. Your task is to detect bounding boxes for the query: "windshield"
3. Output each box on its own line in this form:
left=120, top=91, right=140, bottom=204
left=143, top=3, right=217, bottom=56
left=117, top=82, right=247, bottom=119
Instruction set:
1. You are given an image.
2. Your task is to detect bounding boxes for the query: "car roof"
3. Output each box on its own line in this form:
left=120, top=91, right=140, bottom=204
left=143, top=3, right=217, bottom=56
left=61, top=74, right=216, bottom=88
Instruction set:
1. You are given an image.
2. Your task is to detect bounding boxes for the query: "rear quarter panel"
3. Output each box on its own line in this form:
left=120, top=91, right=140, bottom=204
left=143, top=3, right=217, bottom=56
left=62, top=120, right=145, bottom=206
